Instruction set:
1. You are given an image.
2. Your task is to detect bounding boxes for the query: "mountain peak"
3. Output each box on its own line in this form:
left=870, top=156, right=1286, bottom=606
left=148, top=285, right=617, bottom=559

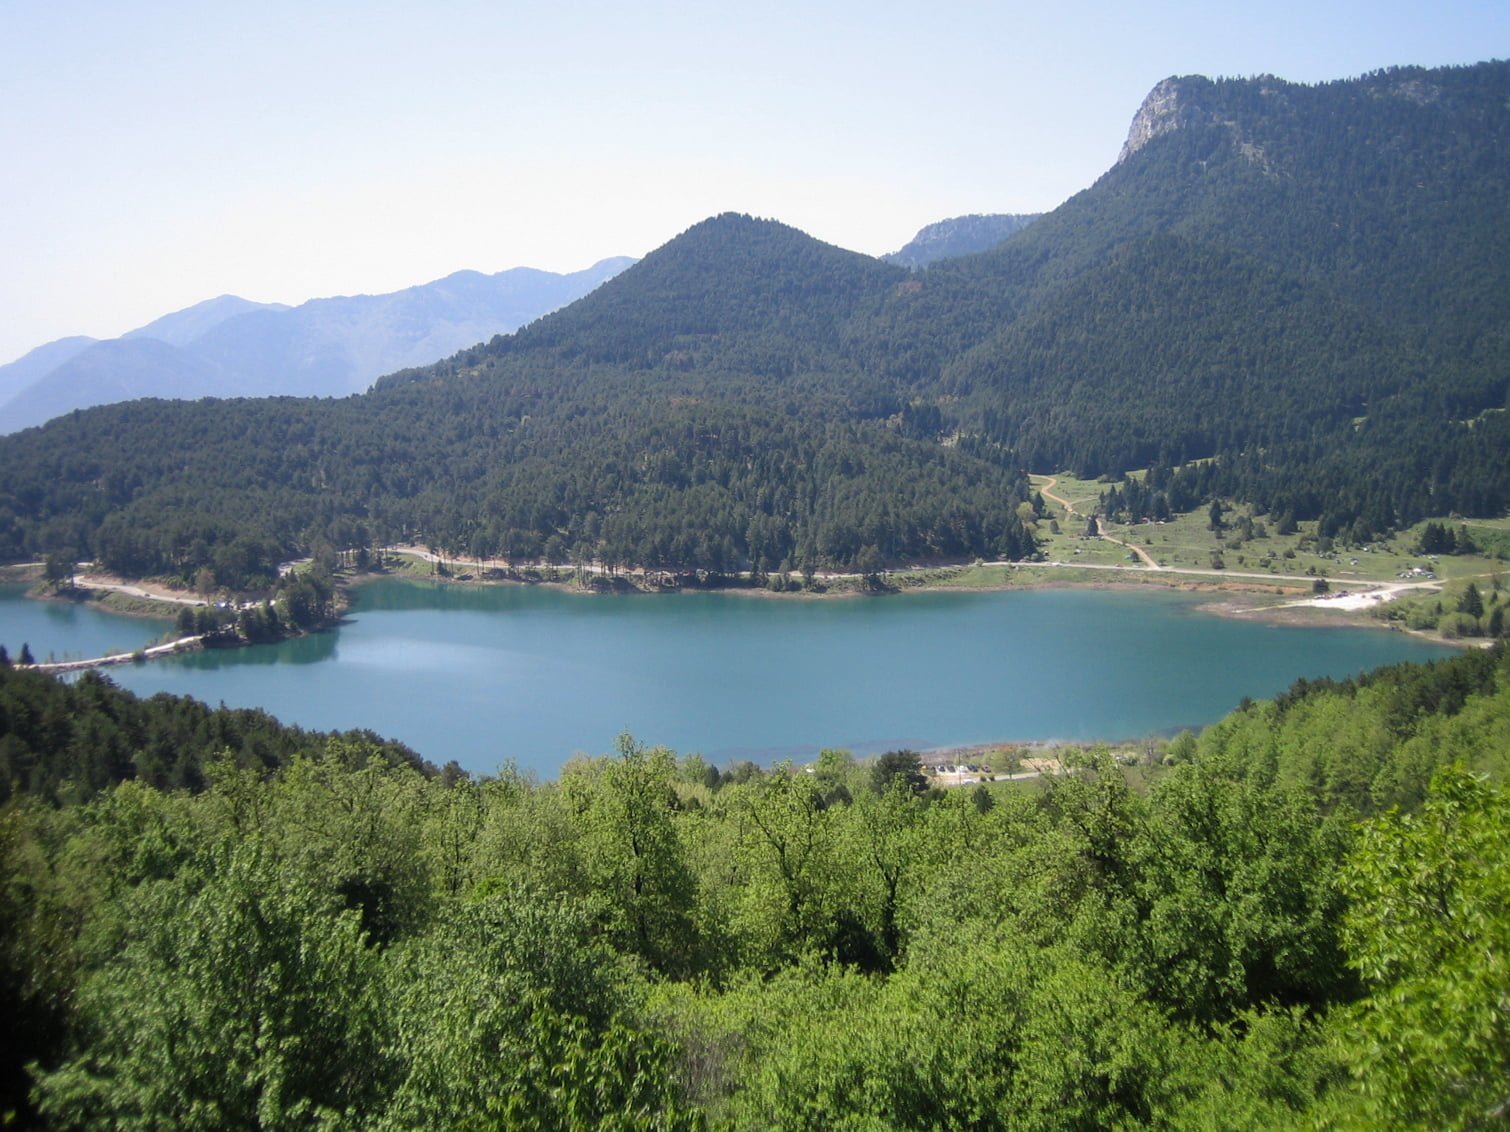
left=658, top=212, right=837, bottom=258
left=122, top=294, right=289, bottom=349
left=478, top=214, right=903, bottom=368
left=0, top=259, right=635, bottom=430
left=595, top=212, right=897, bottom=302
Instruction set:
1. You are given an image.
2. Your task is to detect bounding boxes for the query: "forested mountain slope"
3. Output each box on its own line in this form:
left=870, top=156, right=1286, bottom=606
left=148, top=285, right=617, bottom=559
left=859, top=63, right=1510, bottom=492
left=0, top=61, right=1505, bottom=583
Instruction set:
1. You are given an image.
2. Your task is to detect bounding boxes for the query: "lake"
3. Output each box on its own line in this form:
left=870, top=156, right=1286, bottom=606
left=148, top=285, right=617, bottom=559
left=0, top=579, right=1455, bottom=776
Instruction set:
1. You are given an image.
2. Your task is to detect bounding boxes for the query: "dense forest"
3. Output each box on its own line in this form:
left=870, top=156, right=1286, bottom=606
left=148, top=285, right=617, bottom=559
left=0, top=663, right=425, bottom=806
left=0, top=646, right=1506, bottom=1127
left=0, top=62, right=1506, bottom=586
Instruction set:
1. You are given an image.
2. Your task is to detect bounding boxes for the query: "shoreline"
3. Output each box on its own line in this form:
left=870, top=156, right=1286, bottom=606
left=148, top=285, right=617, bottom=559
left=361, top=552, right=1484, bottom=653
left=5, top=551, right=1474, bottom=674
left=366, top=547, right=1424, bottom=630
left=6, top=569, right=349, bottom=672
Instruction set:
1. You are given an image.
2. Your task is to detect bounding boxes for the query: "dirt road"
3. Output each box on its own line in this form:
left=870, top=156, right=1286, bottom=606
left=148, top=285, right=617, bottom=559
left=1032, top=475, right=1158, bottom=567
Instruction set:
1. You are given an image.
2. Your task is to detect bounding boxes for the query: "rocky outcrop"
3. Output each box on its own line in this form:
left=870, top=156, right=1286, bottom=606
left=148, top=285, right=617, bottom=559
left=1117, top=77, right=1206, bottom=164
left=886, top=213, right=1040, bottom=268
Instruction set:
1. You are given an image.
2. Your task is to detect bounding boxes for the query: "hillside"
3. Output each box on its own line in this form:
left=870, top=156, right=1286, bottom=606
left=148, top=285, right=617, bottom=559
left=0, top=61, right=1505, bottom=584
left=1, top=645, right=1505, bottom=1126
left=0, top=336, right=97, bottom=407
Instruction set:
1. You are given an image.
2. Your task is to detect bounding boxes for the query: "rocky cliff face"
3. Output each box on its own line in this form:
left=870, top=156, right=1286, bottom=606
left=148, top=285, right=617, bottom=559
left=1117, top=76, right=1207, bottom=164
left=886, top=213, right=1040, bottom=268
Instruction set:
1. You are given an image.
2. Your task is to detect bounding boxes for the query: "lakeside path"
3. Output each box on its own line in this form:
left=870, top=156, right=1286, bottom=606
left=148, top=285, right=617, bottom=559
left=388, top=536, right=1433, bottom=608
left=51, top=536, right=1462, bottom=622
left=25, top=634, right=206, bottom=673
left=72, top=573, right=209, bottom=606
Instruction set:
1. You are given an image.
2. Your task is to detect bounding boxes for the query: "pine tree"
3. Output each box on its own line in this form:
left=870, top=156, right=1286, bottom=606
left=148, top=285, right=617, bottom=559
left=1458, top=582, right=1484, bottom=619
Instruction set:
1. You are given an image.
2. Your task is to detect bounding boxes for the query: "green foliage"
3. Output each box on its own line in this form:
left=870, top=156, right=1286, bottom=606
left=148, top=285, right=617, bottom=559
left=33, top=839, right=387, bottom=1129
left=1158, top=1008, right=1334, bottom=1132
left=0, top=800, right=77, bottom=1125
left=868, top=748, right=927, bottom=796
left=713, top=928, right=1183, bottom=1130
left=727, top=766, right=842, bottom=968
left=41, top=552, right=72, bottom=590
left=1417, top=520, right=1461, bottom=555
left=564, top=735, right=699, bottom=976
left=1207, top=645, right=1510, bottom=812
left=262, top=749, right=435, bottom=945
left=1130, top=757, right=1354, bottom=1023
left=379, top=890, right=696, bottom=1130
left=2, top=643, right=1508, bottom=1127
left=0, top=664, right=424, bottom=804
left=1458, top=581, right=1485, bottom=618
left=810, top=747, right=857, bottom=807
left=1329, top=768, right=1510, bottom=1128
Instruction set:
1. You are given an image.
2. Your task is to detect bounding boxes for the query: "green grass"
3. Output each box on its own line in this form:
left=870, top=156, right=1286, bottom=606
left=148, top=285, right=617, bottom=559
left=94, top=591, right=189, bottom=620
left=377, top=552, right=446, bottom=580
left=0, top=563, right=43, bottom=584
left=1369, top=573, right=1508, bottom=640
left=896, top=563, right=1016, bottom=589
left=1030, top=471, right=1507, bottom=590
left=374, top=498, right=1507, bottom=606
left=1031, top=471, right=1108, bottom=517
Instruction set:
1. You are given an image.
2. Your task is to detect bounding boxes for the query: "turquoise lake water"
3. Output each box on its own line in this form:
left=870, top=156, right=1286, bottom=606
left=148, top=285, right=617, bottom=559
left=0, top=578, right=1455, bottom=777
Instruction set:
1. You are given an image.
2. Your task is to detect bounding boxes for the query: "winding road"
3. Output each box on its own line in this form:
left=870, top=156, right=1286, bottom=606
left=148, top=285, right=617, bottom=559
left=1035, top=475, right=1159, bottom=567
left=72, top=573, right=208, bottom=606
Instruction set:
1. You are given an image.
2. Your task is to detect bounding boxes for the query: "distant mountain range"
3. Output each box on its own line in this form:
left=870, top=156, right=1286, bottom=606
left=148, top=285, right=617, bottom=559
left=0, top=211, right=1055, bottom=434
left=0, top=260, right=635, bottom=433
left=0, top=60, right=1505, bottom=584
left=885, top=213, right=1041, bottom=267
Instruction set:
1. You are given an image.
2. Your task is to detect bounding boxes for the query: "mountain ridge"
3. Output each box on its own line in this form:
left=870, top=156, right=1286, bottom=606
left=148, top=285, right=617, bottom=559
left=0, top=258, right=635, bottom=433
left=885, top=213, right=1041, bottom=267
left=0, top=60, right=1504, bottom=583
left=121, top=294, right=290, bottom=349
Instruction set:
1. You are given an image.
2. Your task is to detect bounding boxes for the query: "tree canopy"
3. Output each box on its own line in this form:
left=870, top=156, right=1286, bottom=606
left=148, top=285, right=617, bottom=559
left=1, top=645, right=1506, bottom=1126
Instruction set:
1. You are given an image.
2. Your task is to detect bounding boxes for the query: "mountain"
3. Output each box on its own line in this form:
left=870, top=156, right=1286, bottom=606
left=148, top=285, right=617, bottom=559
left=188, top=259, right=636, bottom=400
left=837, top=61, right=1510, bottom=518
left=0, top=296, right=285, bottom=432
left=467, top=215, right=904, bottom=377
left=885, top=213, right=1040, bottom=267
left=121, top=294, right=289, bottom=348
left=0, top=336, right=97, bottom=406
left=0, top=60, right=1505, bottom=584
left=0, top=258, right=634, bottom=433
left=1, top=339, right=227, bottom=433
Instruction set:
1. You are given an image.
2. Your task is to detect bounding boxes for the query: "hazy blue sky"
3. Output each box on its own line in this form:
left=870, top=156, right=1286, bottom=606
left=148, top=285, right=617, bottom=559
left=2, top=1, right=1505, bottom=363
